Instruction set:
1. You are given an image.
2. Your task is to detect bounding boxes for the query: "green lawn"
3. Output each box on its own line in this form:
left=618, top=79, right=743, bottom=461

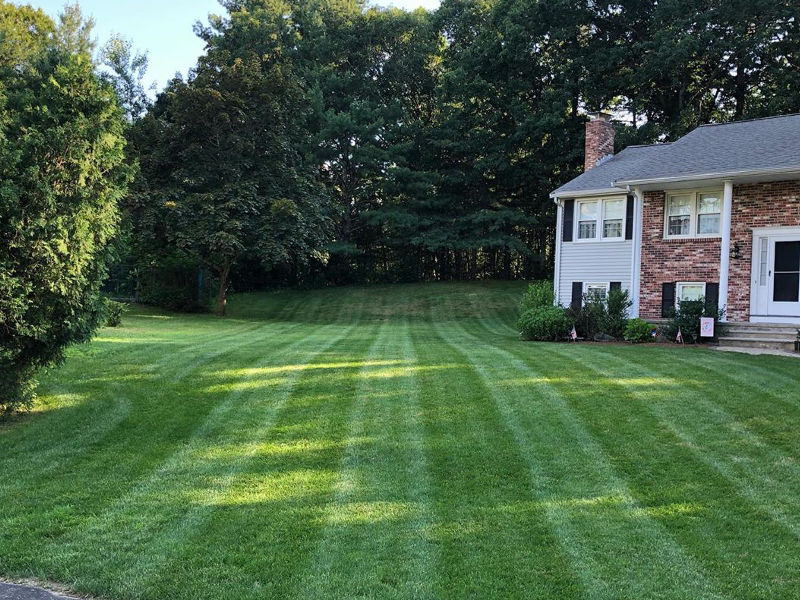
left=1, top=282, right=799, bottom=600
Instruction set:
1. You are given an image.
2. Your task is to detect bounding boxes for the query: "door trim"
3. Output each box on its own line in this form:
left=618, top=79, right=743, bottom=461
left=750, top=226, right=800, bottom=322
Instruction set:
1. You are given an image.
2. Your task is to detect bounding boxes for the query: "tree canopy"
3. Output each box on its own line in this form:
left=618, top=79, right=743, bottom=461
left=128, top=0, right=799, bottom=296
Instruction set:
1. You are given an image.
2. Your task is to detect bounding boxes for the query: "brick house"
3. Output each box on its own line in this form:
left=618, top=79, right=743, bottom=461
left=550, top=113, right=800, bottom=338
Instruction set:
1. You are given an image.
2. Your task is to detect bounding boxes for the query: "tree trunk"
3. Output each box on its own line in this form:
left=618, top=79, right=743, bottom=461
left=215, top=263, right=230, bottom=318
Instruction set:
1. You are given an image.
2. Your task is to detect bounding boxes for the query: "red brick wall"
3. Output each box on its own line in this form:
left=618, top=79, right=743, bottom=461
left=639, top=191, right=721, bottom=319
left=585, top=115, right=615, bottom=171
left=638, top=181, right=800, bottom=321
left=728, top=181, right=800, bottom=320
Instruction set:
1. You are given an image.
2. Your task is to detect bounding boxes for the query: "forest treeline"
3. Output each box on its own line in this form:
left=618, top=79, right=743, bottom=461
left=117, top=0, right=799, bottom=314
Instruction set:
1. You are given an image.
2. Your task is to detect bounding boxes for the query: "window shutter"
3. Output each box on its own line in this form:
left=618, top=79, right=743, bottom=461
left=661, top=282, right=676, bottom=318
left=562, top=200, right=574, bottom=242
left=571, top=281, right=583, bottom=311
left=625, top=195, right=635, bottom=240
left=705, top=282, right=720, bottom=314
left=610, top=282, right=622, bottom=292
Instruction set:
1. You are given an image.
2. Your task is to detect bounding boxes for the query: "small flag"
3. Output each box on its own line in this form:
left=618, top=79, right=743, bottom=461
left=676, top=327, right=683, bottom=344
left=570, top=326, right=578, bottom=341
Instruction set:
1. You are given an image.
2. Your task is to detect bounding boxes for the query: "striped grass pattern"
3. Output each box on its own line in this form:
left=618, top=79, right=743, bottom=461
left=0, top=282, right=798, bottom=600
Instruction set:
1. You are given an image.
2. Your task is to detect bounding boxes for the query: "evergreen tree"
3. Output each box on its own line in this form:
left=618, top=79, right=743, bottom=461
left=0, top=2, right=131, bottom=415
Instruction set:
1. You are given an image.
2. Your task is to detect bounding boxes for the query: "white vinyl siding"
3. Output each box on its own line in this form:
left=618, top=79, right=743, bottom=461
left=557, top=240, right=634, bottom=307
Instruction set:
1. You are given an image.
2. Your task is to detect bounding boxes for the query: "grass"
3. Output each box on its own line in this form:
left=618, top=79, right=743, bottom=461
left=1, top=281, right=799, bottom=600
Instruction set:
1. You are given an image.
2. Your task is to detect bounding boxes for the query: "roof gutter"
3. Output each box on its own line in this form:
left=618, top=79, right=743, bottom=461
left=550, top=186, right=628, bottom=201
left=614, top=165, right=800, bottom=187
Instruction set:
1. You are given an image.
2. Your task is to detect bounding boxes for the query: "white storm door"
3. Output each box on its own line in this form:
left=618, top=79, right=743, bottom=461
left=767, top=237, right=800, bottom=317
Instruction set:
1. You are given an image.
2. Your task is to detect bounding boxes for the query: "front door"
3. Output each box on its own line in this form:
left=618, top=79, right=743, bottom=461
left=752, top=229, right=800, bottom=321
left=768, top=239, right=800, bottom=317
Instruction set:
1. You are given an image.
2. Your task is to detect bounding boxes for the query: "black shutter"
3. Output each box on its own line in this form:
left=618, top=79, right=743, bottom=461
left=705, top=282, right=720, bottom=314
left=610, top=282, right=622, bottom=292
left=562, top=199, right=574, bottom=242
left=571, top=282, right=583, bottom=311
left=625, top=195, right=635, bottom=240
left=661, top=282, right=676, bottom=318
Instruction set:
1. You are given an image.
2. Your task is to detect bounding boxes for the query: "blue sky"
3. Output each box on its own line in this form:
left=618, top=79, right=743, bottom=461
left=30, top=0, right=441, bottom=93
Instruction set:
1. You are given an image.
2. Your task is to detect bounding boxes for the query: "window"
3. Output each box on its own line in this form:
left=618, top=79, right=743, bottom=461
left=576, top=197, right=626, bottom=241
left=578, top=201, right=598, bottom=239
left=664, top=190, right=723, bottom=238
left=759, top=237, right=768, bottom=286
left=603, top=199, right=625, bottom=239
left=667, top=195, right=692, bottom=236
left=676, top=282, right=706, bottom=306
left=586, top=283, right=609, bottom=302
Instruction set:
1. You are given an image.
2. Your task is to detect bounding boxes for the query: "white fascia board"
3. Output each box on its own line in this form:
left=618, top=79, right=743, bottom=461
left=614, top=165, right=800, bottom=188
left=550, top=187, right=628, bottom=199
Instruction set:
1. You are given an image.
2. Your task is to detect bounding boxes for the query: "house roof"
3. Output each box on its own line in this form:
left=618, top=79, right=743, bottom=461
left=551, top=113, right=800, bottom=197
left=550, top=143, right=671, bottom=197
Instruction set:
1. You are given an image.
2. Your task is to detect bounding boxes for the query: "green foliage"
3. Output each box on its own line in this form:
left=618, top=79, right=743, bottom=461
left=100, top=34, right=151, bottom=121
left=519, top=281, right=555, bottom=314
left=599, top=289, right=633, bottom=340
left=0, top=3, right=131, bottom=415
left=136, top=257, right=215, bottom=312
left=564, top=298, right=604, bottom=341
left=129, top=32, right=330, bottom=315
left=563, top=290, right=632, bottom=341
left=518, top=306, right=571, bottom=342
left=624, top=318, right=654, bottom=344
left=664, top=299, right=724, bottom=344
left=103, top=299, right=127, bottom=327
left=123, top=0, right=800, bottom=290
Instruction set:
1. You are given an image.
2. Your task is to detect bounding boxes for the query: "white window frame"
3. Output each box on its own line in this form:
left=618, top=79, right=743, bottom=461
left=575, top=196, right=627, bottom=242
left=664, top=189, right=723, bottom=240
left=585, top=282, right=610, bottom=303
left=676, top=281, right=706, bottom=307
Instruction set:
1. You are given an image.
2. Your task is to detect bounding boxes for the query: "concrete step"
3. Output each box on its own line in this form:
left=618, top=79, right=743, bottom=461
left=718, top=337, right=798, bottom=351
left=718, top=329, right=799, bottom=340
left=718, top=322, right=799, bottom=332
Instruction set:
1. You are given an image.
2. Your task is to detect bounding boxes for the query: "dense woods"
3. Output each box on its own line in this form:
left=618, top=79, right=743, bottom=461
left=121, top=0, right=799, bottom=306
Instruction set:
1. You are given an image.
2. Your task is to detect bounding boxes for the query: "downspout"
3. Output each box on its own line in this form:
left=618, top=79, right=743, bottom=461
left=719, top=180, right=734, bottom=321
left=629, top=186, right=644, bottom=318
left=553, top=198, right=563, bottom=306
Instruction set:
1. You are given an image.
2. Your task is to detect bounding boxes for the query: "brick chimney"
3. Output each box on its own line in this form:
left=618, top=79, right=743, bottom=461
left=584, top=112, right=615, bottom=171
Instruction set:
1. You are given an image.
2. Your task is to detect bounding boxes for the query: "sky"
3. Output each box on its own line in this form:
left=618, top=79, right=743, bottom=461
left=30, top=0, right=441, bottom=94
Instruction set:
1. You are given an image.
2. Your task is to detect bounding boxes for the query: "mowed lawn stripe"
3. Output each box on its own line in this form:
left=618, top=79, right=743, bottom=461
left=581, top=346, right=800, bottom=537
left=471, top=317, right=800, bottom=599
left=0, top=310, right=312, bottom=518
left=412, top=315, right=582, bottom=598
left=298, top=317, right=435, bottom=600
left=538, top=343, right=800, bottom=599
left=0, top=313, right=321, bottom=579
left=139, top=323, right=382, bottom=600
left=444, top=317, right=724, bottom=600
left=37, top=309, right=355, bottom=596
left=645, top=349, right=800, bottom=453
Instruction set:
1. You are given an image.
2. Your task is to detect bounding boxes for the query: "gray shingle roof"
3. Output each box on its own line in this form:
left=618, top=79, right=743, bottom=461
left=616, top=114, right=800, bottom=184
left=552, top=113, right=800, bottom=197
left=550, top=143, right=672, bottom=196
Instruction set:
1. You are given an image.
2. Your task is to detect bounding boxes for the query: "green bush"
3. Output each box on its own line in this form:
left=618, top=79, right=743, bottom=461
left=564, top=296, right=603, bottom=339
left=103, top=299, right=127, bottom=327
left=518, top=306, right=571, bottom=341
left=599, top=289, right=633, bottom=339
left=519, top=281, right=555, bottom=314
left=624, top=318, right=654, bottom=343
left=663, top=298, right=724, bottom=344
